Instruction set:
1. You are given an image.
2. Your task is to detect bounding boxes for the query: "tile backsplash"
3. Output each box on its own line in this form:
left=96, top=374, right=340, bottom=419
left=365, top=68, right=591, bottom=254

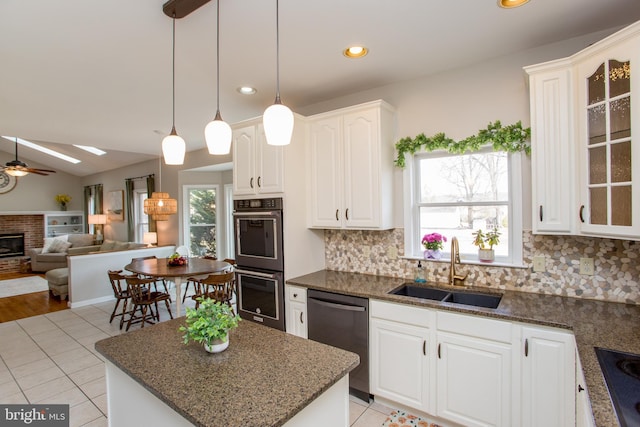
left=324, top=229, right=640, bottom=305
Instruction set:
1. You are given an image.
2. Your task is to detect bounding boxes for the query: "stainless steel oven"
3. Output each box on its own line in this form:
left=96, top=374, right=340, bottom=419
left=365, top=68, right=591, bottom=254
left=233, top=198, right=286, bottom=331
left=233, top=198, right=283, bottom=272
left=235, top=268, right=285, bottom=331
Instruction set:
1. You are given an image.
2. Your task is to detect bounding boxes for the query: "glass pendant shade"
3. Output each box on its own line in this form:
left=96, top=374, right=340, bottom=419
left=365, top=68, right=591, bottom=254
left=205, top=110, right=232, bottom=155
left=144, top=192, right=177, bottom=221
left=5, top=168, right=28, bottom=177
left=162, top=127, right=186, bottom=165
left=264, top=100, right=294, bottom=146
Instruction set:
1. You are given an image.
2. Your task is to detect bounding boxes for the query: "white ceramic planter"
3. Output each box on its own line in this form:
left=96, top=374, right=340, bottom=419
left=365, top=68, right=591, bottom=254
left=478, top=248, right=495, bottom=263
left=204, top=336, right=229, bottom=353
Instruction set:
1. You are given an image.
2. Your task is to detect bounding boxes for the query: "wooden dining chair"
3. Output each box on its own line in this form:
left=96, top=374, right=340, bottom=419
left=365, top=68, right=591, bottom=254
left=124, top=276, right=174, bottom=331
left=131, top=255, right=171, bottom=297
left=188, top=271, right=236, bottom=313
left=107, top=270, right=139, bottom=330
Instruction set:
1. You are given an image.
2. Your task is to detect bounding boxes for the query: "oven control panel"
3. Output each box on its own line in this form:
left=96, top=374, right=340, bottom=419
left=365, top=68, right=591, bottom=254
left=234, top=198, right=283, bottom=211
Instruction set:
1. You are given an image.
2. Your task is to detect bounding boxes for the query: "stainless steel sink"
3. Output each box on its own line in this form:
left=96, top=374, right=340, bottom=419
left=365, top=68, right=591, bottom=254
left=389, top=283, right=502, bottom=309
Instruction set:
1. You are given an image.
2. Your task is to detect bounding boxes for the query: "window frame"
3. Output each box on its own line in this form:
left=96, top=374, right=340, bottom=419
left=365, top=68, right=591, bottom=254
left=182, top=184, right=220, bottom=258
left=403, top=146, right=523, bottom=266
left=133, top=189, right=149, bottom=243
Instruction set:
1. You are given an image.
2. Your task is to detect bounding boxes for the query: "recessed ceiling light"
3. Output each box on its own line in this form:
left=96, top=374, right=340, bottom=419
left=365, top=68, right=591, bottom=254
left=73, top=145, right=107, bottom=156
left=343, top=46, right=368, bottom=58
left=2, top=136, right=81, bottom=164
left=498, top=0, right=530, bottom=8
left=237, top=86, right=257, bottom=95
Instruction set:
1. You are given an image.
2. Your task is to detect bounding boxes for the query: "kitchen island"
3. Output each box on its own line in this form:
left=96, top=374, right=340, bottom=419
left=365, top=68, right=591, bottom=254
left=95, top=319, right=359, bottom=427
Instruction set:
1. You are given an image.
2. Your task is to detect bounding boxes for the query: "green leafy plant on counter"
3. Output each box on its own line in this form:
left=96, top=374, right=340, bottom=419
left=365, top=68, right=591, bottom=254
left=394, top=120, right=531, bottom=168
left=179, top=298, right=240, bottom=346
left=472, top=228, right=501, bottom=250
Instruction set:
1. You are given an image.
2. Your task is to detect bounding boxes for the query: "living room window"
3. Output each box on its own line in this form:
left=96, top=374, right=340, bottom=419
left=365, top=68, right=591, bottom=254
left=404, top=147, right=523, bottom=265
left=183, top=185, right=219, bottom=257
left=133, top=189, right=149, bottom=242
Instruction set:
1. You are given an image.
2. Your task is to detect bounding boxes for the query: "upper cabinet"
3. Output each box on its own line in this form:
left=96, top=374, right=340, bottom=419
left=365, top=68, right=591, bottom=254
left=232, top=120, right=284, bottom=196
left=526, top=21, right=640, bottom=240
left=307, top=100, right=396, bottom=229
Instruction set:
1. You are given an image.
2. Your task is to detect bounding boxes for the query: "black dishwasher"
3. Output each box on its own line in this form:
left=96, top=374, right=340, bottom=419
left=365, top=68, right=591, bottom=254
left=307, top=289, right=370, bottom=401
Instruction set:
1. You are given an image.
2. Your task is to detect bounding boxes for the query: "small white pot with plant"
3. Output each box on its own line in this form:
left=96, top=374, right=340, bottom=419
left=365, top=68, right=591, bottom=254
left=472, top=228, right=501, bottom=263
left=179, top=298, right=240, bottom=353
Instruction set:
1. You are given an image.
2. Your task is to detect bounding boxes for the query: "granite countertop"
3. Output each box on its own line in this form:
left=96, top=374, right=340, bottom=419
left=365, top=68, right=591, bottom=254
left=287, top=269, right=640, bottom=427
left=95, top=319, right=359, bottom=427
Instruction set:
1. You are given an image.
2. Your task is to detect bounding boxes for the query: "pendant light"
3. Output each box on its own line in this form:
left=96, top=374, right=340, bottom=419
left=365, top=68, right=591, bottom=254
left=204, top=0, right=232, bottom=155
left=263, top=0, right=294, bottom=146
left=145, top=146, right=177, bottom=221
left=162, top=13, right=186, bottom=165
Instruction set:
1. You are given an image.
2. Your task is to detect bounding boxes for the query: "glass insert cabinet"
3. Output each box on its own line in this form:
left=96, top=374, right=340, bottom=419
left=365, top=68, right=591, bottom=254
left=526, top=21, right=640, bottom=240
left=578, top=32, right=640, bottom=238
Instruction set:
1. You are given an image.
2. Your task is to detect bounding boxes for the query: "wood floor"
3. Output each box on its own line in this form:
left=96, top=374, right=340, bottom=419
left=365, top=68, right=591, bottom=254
left=0, top=272, right=69, bottom=323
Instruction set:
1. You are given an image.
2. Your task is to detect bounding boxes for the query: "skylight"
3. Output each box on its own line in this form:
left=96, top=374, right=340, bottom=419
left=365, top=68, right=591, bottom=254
left=73, top=145, right=107, bottom=156
left=2, top=136, right=81, bottom=164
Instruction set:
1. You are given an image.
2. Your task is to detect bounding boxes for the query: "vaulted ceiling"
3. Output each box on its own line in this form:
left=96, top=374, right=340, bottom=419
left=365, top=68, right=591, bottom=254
left=1, top=0, right=639, bottom=175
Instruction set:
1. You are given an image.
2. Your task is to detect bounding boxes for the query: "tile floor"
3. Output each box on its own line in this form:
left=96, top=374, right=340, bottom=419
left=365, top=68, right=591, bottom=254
left=0, top=291, right=394, bottom=427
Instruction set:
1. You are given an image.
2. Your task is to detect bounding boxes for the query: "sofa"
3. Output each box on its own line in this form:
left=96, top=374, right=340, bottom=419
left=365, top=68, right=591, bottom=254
left=28, top=234, right=147, bottom=272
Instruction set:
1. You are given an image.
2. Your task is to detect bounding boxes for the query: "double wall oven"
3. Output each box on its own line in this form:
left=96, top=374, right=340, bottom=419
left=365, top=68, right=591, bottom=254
left=233, top=198, right=285, bottom=330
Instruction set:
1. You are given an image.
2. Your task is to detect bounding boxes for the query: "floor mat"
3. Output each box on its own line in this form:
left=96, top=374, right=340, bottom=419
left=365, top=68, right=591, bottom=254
left=382, top=409, right=441, bottom=427
left=0, top=276, right=48, bottom=298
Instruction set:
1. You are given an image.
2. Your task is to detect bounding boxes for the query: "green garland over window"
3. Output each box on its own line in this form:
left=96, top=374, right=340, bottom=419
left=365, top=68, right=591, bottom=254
left=394, top=120, right=531, bottom=168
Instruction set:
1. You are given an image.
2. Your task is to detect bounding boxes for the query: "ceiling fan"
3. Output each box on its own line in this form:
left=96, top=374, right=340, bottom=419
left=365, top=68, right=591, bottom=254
left=2, top=137, right=56, bottom=176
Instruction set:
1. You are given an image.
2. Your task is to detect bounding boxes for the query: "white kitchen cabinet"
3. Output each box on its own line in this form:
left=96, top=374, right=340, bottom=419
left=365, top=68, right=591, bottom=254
left=524, top=63, right=576, bottom=234
left=521, top=326, right=575, bottom=427
left=44, top=211, right=85, bottom=237
left=526, top=21, right=640, bottom=240
left=285, top=285, right=307, bottom=338
left=575, top=25, right=640, bottom=238
left=369, top=300, right=434, bottom=413
left=436, top=311, right=514, bottom=427
left=307, top=100, right=395, bottom=229
left=232, top=120, right=284, bottom=196
left=576, top=350, right=595, bottom=427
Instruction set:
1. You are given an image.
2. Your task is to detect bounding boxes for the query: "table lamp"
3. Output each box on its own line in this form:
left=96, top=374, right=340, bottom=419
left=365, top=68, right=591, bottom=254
left=143, top=231, right=158, bottom=247
left=88, top=214, right=107, bottom=243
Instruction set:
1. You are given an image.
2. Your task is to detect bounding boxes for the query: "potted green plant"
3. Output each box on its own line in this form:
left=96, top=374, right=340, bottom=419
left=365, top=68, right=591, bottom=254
left=179, top=298, right=240, bottom=353
left=472, top=227, right=501, bottom=263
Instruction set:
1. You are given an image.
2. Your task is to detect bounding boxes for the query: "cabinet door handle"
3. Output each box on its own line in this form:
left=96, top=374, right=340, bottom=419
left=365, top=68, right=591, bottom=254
left=335, top=209, right=339, bottom=221
left=578, top=384, right=584, bottom=393
left=423, top=340, right=426, bottom=356
left=250, top=177, right=254, bottom=189
left=257, top=176, right=262, bottom=188
left=293, top=293, right=298, bottom=298
left=437, top=343, right=441, bottom=359
left=539, top=205, right=543, bottom=222
left=579, top=205, right=585, bottom=223
left=300, top=312, right=304, bottom=324
left=525, top=338, right=529, bottom=357
left=345, top=208, right=349, bottom=221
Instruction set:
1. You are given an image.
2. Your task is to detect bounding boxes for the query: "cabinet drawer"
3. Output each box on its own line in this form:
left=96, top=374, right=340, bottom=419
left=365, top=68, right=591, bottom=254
left=370, top=299, right=431, bottom=328
left=287, top=285, right=307, bottom=302
left=437, top=311, right=511, bottom=343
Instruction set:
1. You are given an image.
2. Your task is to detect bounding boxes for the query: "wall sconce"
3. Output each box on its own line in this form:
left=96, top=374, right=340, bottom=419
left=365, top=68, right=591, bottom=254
left=88, top=214, right=107, bottom=243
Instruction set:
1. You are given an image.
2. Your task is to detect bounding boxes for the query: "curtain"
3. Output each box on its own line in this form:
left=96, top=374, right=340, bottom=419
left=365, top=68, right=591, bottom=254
left=125, top=179, right=135, bottom=242
left=95, top=184, right=103, bottom=214
left=146, top=175, right=156, bottom=233
left=83, top=186, right=91, bottom=233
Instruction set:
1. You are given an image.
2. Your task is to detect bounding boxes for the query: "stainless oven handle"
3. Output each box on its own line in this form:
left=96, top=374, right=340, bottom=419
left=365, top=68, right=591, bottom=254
left=308, top=297, right=366, bottom=312
left=233, top=211, right=279, bottom=217
left=235, top=268, right=277, bottom=279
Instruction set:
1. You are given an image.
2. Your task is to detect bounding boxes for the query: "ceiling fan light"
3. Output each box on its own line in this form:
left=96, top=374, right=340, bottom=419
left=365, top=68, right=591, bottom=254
left=264, top=101, right=294, bottom=146
left=205, top=111, right=232, bottom=155
left=162, top=128, right=186, bottom=165
left=5, top=168, right=28, bottom=177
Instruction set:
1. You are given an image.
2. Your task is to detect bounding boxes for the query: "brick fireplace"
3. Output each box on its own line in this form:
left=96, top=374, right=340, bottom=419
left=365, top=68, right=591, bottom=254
left=0, top=215, right=44, bottom=273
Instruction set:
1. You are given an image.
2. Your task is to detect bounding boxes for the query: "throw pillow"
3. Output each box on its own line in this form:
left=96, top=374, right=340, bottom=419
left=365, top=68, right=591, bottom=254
left=42, top=235, right=69, bottom=253
left=100, top=240, right=116, bottom=251
left=113, top=241, right=130, bottom=251
left=47, top=240, right=72, bottom=253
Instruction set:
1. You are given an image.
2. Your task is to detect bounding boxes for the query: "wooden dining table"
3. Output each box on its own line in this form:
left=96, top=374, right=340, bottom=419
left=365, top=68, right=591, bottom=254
left=124, top=257, right=231, bottom=316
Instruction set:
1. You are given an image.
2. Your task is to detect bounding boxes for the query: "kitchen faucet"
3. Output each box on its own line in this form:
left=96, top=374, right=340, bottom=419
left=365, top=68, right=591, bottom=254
left=449, top=236, right=468, bottom=286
